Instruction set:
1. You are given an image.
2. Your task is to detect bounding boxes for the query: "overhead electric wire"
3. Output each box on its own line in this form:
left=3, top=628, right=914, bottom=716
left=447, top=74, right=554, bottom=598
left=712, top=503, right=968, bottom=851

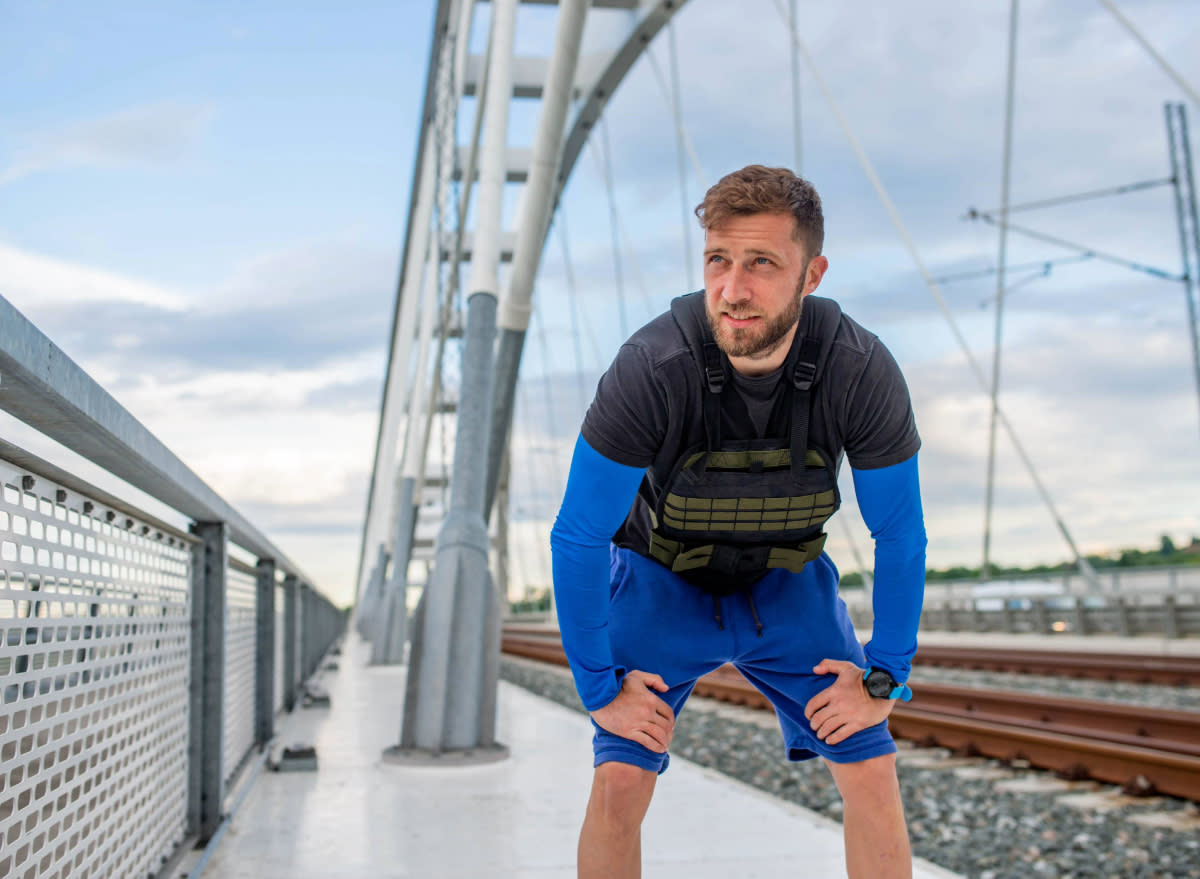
left=770, top=0, right=1100, bottom=588
left=972, top=177, right=1174, bottom=216
left=932, top=254, right=1094, bottom=287
left=1097, top=0, right=1200, bottom=110
left=969, top=211, right=1184, bottom=282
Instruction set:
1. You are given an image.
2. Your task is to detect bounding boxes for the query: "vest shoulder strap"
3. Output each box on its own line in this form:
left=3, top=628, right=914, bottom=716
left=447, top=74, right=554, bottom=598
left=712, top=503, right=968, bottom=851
left=670, top=292, right=725, bottom=451
left=669, top=291, right=839, bottom=471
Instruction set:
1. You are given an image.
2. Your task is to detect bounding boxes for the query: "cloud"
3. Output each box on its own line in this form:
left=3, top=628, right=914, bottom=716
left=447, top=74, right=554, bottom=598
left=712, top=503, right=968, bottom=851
left=0, top=101, right=216, bottom=184
left=7, top=237, right=397, bottom=375
left=1, top=239, right=393, bottom=606
left=0, top=243, right=187, bottom=310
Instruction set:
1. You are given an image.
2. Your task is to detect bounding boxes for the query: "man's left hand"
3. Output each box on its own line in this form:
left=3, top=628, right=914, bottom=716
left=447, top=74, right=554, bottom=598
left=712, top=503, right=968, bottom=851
left=804, top=658, right=896, bottom=745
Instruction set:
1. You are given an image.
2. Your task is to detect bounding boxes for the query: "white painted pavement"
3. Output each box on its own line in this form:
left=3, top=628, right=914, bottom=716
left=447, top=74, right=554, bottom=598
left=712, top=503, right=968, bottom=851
left=192, top=636, right=960, bottom=879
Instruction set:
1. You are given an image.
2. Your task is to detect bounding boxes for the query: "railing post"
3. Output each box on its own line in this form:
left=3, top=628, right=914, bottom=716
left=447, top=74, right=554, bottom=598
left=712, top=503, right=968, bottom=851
left=188, top=521, right=227, bottom=843
left=1073, top=596, right=1090, bottom=635
left=1163, top=594, right=1180, bottom=639
left=970, top=599, right=985, bottom=632
left=1001, top=599, right=1015, bottom=633
left=1115, top=596, right=1132, bottom=637
left=302, top=583, right=314, bottom=679
left=283, top=573, right=299, bottom=711
left=1032, top=598, right=1050, bottom=634
left=255, top=558, right=277, bottom=746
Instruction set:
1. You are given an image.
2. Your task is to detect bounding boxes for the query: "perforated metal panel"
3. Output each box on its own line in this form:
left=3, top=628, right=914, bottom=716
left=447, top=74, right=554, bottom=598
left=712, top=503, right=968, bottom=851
left=222, top=563, right=257, bottom=786
left=0, top=458, right=192, bottom=879
left=274, top=584, right=285, bottom=714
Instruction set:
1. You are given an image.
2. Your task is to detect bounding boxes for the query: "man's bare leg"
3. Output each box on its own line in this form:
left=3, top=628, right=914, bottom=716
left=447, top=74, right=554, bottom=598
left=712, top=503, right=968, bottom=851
left=825, top=753, right=911, bottom=879
left=578, top=761, right=658, bottom=879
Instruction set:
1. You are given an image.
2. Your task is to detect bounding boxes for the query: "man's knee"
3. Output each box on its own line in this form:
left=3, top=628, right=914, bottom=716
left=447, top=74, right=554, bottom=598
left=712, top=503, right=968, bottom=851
left=589, top=761, right=657, bottom=828
left=825, top=752, right=901, bottom=802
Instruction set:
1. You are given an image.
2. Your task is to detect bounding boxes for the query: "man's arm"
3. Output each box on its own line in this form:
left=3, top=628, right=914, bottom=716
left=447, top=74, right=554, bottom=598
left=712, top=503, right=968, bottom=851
left=549, top=434, right=646, bottom=711
left=852, top=453, right=927, bottom=685
left=804, top=454, right=925, bottom=744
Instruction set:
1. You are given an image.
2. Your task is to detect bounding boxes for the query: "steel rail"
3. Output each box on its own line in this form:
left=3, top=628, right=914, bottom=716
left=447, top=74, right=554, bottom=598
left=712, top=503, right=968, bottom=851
left=500, top=629, right=1200, bottom=800
left=912, top=645, right=1200, bottom=687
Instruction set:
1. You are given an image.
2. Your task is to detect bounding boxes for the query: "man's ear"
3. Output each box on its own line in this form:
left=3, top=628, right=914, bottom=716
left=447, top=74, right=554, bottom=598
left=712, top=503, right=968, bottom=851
left=803, top=255, right=830, bottom=296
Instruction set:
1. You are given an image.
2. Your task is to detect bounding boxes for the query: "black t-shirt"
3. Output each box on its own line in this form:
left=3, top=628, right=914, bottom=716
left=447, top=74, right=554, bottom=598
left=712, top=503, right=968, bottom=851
left=581, top=293, right=921, bottom=551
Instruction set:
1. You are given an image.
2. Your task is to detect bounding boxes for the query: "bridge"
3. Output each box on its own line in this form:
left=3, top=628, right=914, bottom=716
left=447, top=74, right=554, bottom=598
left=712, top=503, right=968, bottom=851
left=2, top=1, right=1199, bottom=877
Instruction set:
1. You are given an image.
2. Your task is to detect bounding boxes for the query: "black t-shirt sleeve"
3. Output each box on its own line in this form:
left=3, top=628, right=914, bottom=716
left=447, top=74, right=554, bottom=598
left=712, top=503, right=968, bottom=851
left=840, top=338, right=921, bottom=470
left=581, top=342, right=669, bottom=468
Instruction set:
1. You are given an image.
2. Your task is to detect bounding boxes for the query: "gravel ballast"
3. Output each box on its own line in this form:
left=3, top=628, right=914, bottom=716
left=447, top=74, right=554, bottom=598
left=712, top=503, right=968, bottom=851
left=500, top=657, right=1200, bottom=879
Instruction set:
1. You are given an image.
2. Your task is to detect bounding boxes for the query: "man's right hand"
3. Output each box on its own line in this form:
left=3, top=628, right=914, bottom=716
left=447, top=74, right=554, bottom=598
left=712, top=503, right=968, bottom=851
left=590, top=670, right=676, bottom=753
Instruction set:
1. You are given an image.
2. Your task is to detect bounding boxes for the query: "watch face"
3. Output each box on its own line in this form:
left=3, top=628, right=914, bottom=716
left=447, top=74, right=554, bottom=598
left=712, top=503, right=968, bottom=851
left=865, top=669, right=897, bottom=698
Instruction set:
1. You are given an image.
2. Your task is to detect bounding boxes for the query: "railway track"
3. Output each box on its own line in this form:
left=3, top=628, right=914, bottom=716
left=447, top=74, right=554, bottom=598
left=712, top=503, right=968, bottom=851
left=500, top=627, right=1200, bottom=801
left=913, top=644, right=1200, bottom=687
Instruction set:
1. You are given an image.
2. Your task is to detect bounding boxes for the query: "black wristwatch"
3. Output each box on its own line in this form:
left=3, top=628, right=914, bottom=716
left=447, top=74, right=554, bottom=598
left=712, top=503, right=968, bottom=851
left=863, top=667, right=913, bottom=702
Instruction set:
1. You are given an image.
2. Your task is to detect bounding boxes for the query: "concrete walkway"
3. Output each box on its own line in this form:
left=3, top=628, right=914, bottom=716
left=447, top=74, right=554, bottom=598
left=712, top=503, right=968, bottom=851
left=191, top=635, right=960, bottom=879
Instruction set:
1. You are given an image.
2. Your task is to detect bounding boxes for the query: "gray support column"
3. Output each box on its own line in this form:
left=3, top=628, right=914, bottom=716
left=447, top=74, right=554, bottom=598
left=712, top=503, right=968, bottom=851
left=1165, top=103, right=1200, bottom=439
left=485, top=0, right=591, bottom=516
left=282, top=573, right=298, bottom=711
left=255, top=558, right=277, bottom=747
left=493, top=449, right=510, bottom=608
left=357, top=545, right=389, bottom=639
left=390, top=292, right=506, bottom=763
left=386, top=0, right=518, bottom=765
left=187, top=521, right=227, bottom=843
left=357, top=125, right=440, bottom=604
left=373, top=477, right=416, bottom=665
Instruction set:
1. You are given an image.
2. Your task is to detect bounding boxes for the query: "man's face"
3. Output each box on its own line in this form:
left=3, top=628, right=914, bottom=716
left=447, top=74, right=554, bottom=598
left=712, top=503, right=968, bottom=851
left=702, top=212, right=827, bottom=370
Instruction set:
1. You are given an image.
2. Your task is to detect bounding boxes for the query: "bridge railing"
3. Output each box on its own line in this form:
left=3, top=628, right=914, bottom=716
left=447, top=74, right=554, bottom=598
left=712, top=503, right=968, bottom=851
left=0, top=295, right=344, bottom=879
left=846, top=589, right=1200, bottom=638
left=919, top=564, right=1200, bottom=600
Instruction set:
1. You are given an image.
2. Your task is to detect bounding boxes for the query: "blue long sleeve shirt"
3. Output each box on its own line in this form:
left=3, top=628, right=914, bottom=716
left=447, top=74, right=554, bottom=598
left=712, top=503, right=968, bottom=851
left=550, top=434, right=927, bottom=711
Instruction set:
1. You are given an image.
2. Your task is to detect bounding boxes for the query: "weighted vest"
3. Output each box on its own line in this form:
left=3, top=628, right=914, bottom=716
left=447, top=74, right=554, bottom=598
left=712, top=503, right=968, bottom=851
left=645, top=293, right=841, bottom=596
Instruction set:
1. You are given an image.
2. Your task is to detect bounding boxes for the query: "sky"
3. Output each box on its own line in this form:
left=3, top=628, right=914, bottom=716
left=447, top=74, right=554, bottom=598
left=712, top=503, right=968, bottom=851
left=2, top=0, right=1199, bottom=609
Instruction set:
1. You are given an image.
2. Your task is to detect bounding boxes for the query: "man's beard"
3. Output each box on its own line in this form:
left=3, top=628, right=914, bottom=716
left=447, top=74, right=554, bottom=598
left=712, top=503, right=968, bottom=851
left=707, top=277, right=806, bottom=359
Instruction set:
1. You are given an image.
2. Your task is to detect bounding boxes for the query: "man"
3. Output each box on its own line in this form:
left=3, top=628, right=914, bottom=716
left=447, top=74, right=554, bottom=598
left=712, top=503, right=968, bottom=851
left=550, top=164, right=926, bottom=879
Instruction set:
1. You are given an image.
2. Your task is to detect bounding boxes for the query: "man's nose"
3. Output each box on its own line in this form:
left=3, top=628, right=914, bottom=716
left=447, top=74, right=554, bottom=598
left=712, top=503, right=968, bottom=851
left=722, top=263, right=751, bottom=303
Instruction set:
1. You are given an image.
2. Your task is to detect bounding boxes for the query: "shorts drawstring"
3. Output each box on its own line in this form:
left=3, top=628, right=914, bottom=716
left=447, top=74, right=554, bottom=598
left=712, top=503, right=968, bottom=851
left=746, top=592, right=764, bottom=638
left=710, top=592, right=763, bottom=637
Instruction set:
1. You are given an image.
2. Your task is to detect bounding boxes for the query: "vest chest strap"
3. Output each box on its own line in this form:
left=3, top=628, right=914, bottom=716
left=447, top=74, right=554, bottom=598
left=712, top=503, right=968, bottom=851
left=647, top=532, right=828, bottom=578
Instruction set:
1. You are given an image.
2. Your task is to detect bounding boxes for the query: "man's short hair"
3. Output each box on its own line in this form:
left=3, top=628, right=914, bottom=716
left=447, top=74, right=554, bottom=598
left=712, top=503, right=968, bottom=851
left=694, top=165, right=824, bottom=258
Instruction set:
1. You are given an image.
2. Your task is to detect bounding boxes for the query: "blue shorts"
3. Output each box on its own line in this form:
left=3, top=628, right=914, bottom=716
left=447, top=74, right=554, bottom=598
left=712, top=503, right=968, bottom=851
left=592, top=546, right=897, bottom=774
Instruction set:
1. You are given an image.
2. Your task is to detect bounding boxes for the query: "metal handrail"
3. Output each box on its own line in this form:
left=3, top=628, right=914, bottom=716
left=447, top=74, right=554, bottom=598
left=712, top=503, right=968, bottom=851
left=0, top=294, right=314, bottom=583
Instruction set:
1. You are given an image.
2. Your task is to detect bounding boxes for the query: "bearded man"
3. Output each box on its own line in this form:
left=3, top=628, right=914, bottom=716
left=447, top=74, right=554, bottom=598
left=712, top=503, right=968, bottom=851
left=551, top=164, right=927, bottom=879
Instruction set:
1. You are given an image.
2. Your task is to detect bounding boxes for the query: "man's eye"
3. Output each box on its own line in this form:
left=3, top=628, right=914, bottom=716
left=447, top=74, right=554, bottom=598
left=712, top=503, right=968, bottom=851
left=708, top=254, right=724, bottom=264
left=755, top=257, right=771, bottom=265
